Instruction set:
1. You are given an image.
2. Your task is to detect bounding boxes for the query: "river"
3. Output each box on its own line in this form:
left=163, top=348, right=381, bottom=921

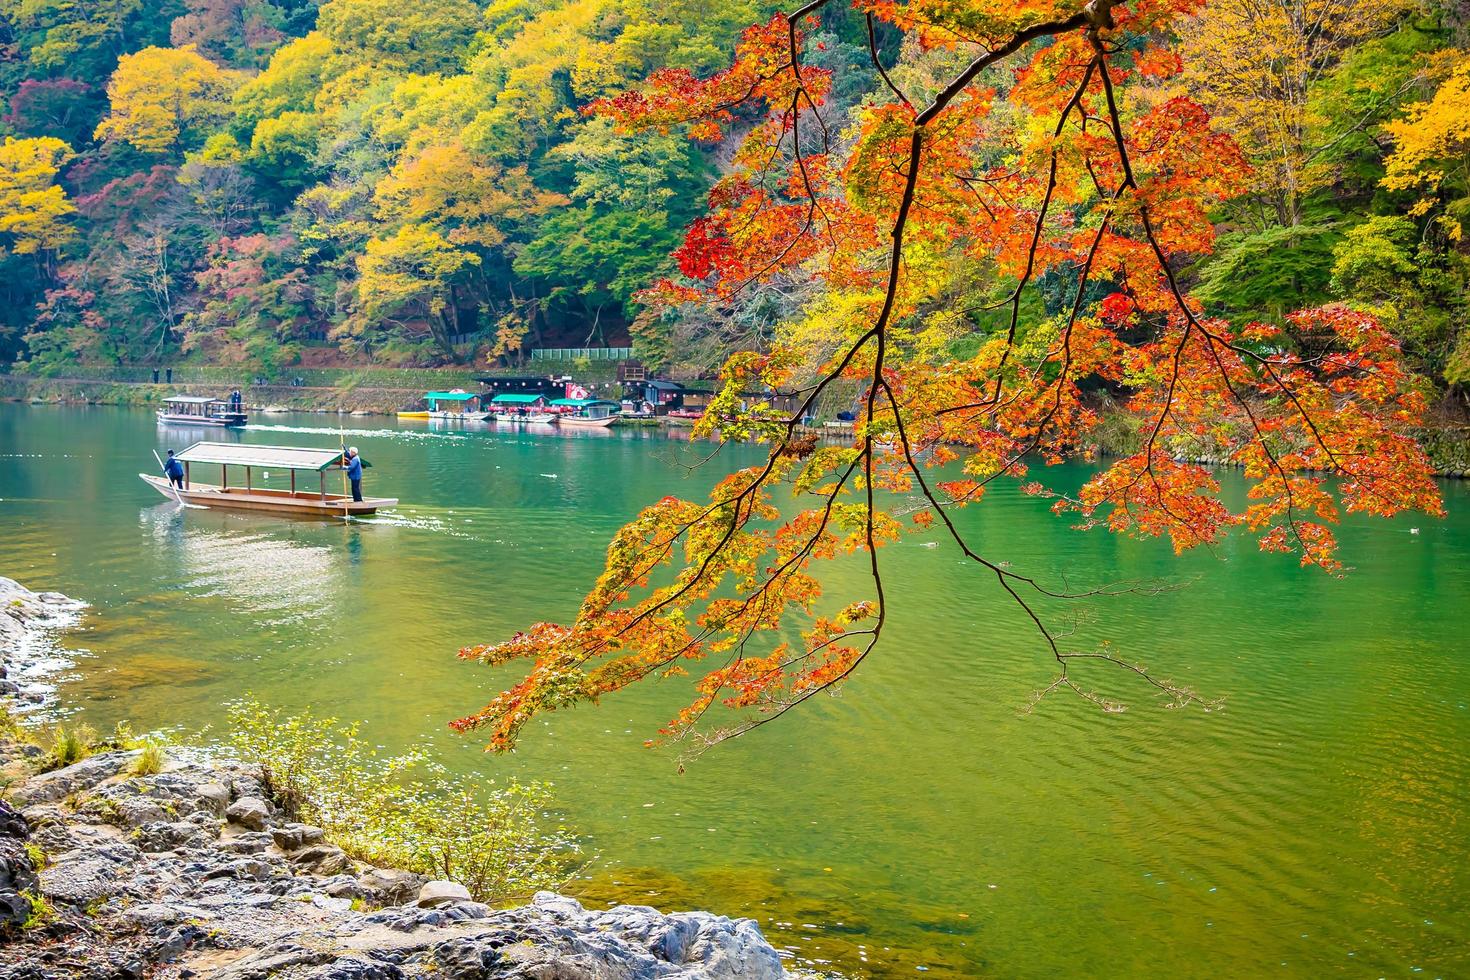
left=0, top=404, right=1467, bottom=977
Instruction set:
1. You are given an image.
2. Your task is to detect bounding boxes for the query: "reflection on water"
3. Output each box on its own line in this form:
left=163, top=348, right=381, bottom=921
left=1, top=405, right=1468, bottom=978
left=140, top=503, right=343, bottom=628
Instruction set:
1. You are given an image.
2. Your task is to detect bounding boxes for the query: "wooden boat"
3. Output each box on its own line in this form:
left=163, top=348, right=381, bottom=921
left=157, top=394, right=247, bottom=427
left=400, top=390, right=489, bottom=421
left=140, top=442, right=397, bottom=517
left=490, top=393, right=558, bottom=424
left=551, top=397, right=621, bottom=428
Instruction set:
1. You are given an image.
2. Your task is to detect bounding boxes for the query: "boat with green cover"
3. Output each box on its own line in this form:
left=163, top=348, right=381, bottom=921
left=491, top=393, right=558, bottom=424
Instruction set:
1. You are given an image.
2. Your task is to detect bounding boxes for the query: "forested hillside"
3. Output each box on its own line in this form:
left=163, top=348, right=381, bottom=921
left=0, top=0, right=1467, bottom=403
left=0, top=0, right=787, bottom=370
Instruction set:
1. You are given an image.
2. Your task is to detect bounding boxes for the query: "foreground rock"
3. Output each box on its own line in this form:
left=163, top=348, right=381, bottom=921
left=0, top=747, right=786, bottom=980
left=0, top=576, right=87, bottom=712
left=1, top=578, right=788, bottom=978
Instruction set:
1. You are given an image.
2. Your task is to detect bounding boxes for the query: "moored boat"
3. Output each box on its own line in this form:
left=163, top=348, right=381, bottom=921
left=157, top=394, right=248, bottom=427
left=490, top=393, right=558, bottom=424
left=140, top=442, right=396, bottom=517
left=551, top=398, right=621, bottom=428
left=400, top=390, right=488, bottom=420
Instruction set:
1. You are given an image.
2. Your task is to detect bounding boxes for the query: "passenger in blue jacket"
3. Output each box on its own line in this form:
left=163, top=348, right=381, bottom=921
left=345, top=446, right=363, bottom=501
left=163, top=449, right=185, bottom=489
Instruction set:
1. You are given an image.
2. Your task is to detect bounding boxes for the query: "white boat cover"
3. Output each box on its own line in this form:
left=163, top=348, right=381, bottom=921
left=173, top=442, right=344, bottom=471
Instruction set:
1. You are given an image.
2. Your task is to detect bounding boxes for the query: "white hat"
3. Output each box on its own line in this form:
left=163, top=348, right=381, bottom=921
left=348, top=446, right=358, bottom=455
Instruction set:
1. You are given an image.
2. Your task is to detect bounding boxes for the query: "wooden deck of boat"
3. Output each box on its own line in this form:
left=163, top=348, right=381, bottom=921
left=140, top=474, right=394, bottom=516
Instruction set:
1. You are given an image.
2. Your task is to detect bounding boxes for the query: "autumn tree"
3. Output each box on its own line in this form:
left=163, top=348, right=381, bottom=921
left=95, top=45, right=245, bottom=154
left=169, top=0, right=318, bottom=68
left=1179, top=0, right=1416, bottom=229
left=453, top=0, right=1446, bottom=752
left=352, top=224, right=480, bottom=359
left=1381, top=49, right=1470, bottom=236
left=0, top=137, right=77, bottom=262
left=1373, top=49, right=1470, bottom=389
left=0, top=135, right=77, bottom=361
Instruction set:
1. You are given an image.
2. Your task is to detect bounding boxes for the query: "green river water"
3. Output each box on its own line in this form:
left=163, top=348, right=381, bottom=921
left=1, top=404, right=1467, bottom=978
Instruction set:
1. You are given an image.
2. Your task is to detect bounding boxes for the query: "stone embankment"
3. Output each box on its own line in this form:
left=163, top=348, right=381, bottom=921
left=0, top=577, right=787, bottom=979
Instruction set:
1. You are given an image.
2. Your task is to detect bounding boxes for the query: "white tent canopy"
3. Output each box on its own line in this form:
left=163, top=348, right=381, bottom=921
left=173, top=443, right=344, bottom=472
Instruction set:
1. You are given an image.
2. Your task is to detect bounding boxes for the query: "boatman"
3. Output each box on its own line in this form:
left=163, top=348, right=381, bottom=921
left=345, top=446, right=363, bottom=502
left=163, top=449, right=185, bottom=489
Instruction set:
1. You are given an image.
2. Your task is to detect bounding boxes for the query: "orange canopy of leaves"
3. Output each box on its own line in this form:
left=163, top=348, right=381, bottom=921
left=454, top=0, right=1444, bottom=752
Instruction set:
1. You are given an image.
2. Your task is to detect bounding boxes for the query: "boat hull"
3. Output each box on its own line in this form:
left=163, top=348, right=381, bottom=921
left=429, top=411, right=490, bottom=421
left=494, top=413, right=559, bottom=424
left=140, top=474, right=395, bottom=517
left=396, top=411, right=430, bottom=419
left=557, top=415, right=619, bottom=428
left=157, top=412, right=247, bottom=427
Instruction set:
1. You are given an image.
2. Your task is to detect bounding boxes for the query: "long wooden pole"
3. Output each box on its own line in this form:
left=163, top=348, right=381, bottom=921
left=339, top=420, right=350, bottom=521
left=152, top=450, right=204, bottom=509
left=152, top=450, right=186, bottom=507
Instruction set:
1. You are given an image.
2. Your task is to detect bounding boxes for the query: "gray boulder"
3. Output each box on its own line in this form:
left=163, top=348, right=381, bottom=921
left=291, top=843, right=352, bottom=876
left=271, top=822, right=326, bottom=851
left=0, top=800, right=38, bottom=936
left=214, top=831, right=273, bottom=854
left=39, top=854, right=122, bottom=904
left=135, top=820, right=215, bottom=853
left=415, top=880, right=471, bottom=907
left=194, top=781, right=231, bottom=815
left=7, top=751, right=138, bottom=807
left=224, top=796, right=271, bottom=831
left=357, top=867, right=425, bottom=905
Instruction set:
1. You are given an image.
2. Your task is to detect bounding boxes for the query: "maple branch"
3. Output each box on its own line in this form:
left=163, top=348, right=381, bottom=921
left=866, top=13, right=913, bottom=110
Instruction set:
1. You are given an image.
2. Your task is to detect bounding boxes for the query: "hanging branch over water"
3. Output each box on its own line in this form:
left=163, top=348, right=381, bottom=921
left=453, top=0, right=1443, bottom=753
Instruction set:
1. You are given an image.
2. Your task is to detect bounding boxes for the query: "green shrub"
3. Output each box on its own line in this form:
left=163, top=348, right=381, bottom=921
left=20, top=891, right=53, bottom=930
left=129, top=739, right=166, bottom=776
left=0, top=704, right=23, bottom=741
left=225, top=697, right=579, bottom=904
left=46, top=724, right=97, bottom=770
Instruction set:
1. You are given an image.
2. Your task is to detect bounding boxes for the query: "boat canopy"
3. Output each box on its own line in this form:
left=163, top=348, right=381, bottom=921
left=173, top=442, right=344, bottom=471
left=164, top=395, right=223, bottom=405
left=550, top=398, right=619, bottom=407
left=491, top=393, right=547, bottom=404
left=425, top=390, right=478, bottom=402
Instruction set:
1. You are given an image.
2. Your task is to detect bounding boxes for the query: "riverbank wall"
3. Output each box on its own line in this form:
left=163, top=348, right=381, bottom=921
left=4, top=371, right=1467, bottom=475
left=0, top=576, right=788, bottom=980
left=0, top=374, right=435, bottom=415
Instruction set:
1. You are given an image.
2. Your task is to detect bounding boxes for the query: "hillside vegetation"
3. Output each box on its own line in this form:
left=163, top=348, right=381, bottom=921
left=0, top=0, right=1466, bottom=408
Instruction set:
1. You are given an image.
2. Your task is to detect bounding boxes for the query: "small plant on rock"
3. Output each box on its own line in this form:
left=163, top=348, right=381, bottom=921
left=129, top=739, right=166, bottom=776
left=225, top=696, right=580, bottom=904
left=20, top=892, right=53, bottom=930
left=45, top=723, right=97, bottom=770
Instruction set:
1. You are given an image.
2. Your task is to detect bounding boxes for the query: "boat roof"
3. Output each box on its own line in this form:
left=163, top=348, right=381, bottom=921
left=425, top=390, right=478, bottom=401
left=164, top=395, right=224, bottom=404
left=174, top=442, right=344, bottom=471
left=491, top=393, right=546, bottom=403
left=550, top=398, right=619, bottom=407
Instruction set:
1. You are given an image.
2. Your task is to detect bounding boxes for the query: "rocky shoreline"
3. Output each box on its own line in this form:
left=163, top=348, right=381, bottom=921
left=0, top=577, right=788, bottom=980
